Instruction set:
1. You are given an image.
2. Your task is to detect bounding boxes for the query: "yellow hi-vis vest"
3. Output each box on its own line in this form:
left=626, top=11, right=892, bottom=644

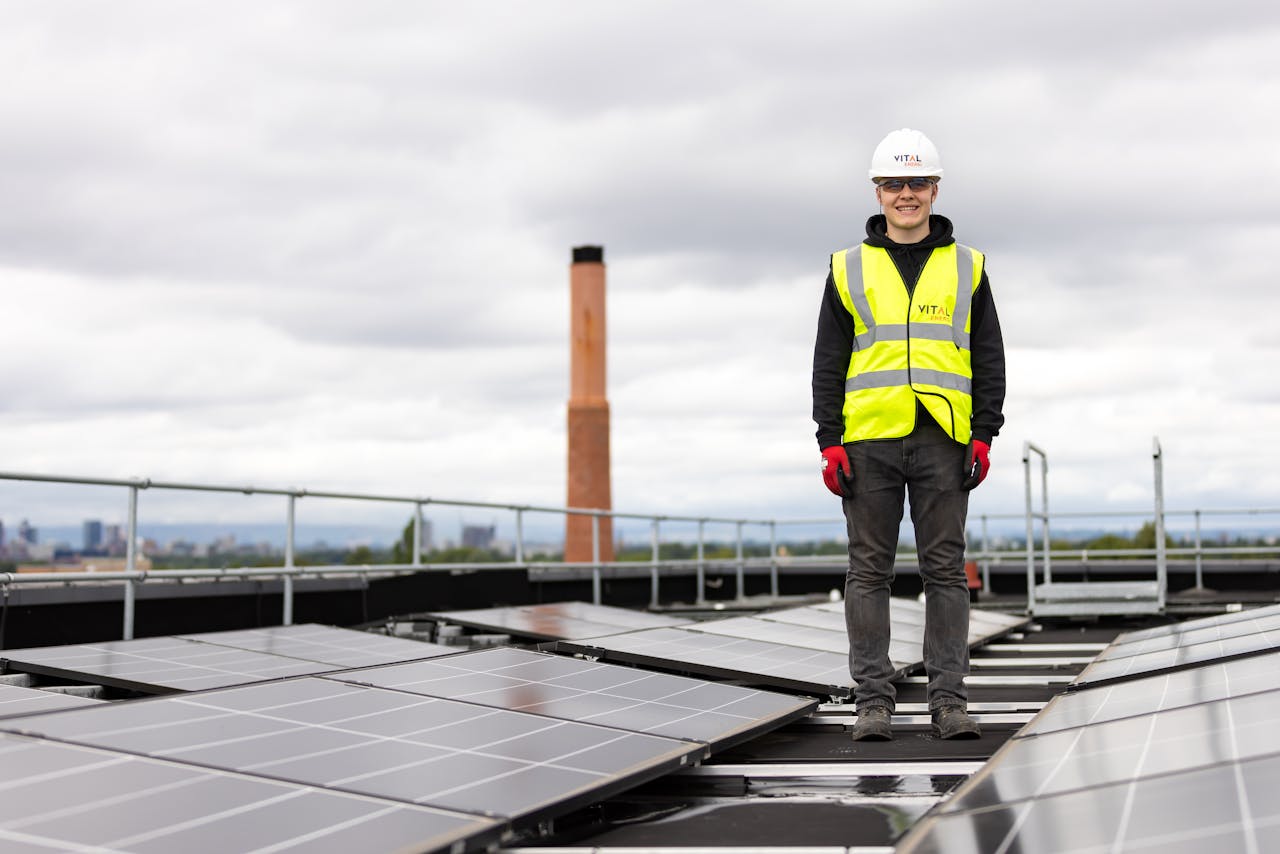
left=831, top=242, right=984, bottom=444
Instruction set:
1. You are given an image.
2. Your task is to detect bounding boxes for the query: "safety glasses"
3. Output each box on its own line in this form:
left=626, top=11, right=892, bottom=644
left=876, top=177, right=936, bottom=193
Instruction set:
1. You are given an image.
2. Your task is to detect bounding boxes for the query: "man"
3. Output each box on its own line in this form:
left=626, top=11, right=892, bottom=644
left=811, top=128, right=1006, bottom=741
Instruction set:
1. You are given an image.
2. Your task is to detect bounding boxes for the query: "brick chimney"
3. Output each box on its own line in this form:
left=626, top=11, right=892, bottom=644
left=565, top=245, right=613, bottom=562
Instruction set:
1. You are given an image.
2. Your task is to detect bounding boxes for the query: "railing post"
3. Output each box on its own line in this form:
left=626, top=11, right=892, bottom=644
left=1153, top=437, right=1167, bottom=610
left=696, top=519, right=707, bottom=606
left=123, top=482, right=140, bottom=640
left=591, top=513, right=602, bottom=605
left=1023, top=442, right=1048, bottom=614
left=413, top=502, right=424, bottom=567
left=735, top=520, right=745, bottom=601
left=283, top=493, right=296, bottom=626
left=1193, top=508, right=1205, bottom=590
left=649, top=518, right=660, bottom=609
left=1041, top=453, right=1051, bottom=584
left=981, top=514, right=992, bottom=593
left=514, top=507, right=525, bottom=565
left=769, top=521, right=779, bottom=599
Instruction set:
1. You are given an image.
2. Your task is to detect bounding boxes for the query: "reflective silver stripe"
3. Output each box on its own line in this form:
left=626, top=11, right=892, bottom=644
left=952, top=245, right=974, bottom=350
left=845, top=370, right=908, bottom=392
left=845, top=368, right=972, bottom=394
left=858, top=323, right=906, bottom=349
left=912, top=369, right=972, bottom=393
left=843, top=245, right=876, bottom=350
left=907, top=325, right=954, bottom=342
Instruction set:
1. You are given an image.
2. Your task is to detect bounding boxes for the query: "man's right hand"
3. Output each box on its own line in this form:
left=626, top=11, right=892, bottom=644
left=821, top=445, right=854, bottom=498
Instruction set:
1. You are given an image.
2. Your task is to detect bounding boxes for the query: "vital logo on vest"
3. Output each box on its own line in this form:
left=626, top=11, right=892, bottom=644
left=915, top=302, right=953, bottom=323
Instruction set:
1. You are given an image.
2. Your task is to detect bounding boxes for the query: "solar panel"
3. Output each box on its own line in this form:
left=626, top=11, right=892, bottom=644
left=177, top=624, right=456, bottom=667
left=755, top=604, right=849, bottom=632
left=1112, top=602, right=1280, bottom=644
left=683, top=615, right=921, bottom=669
left=524, top=601, right=694, bottom=630
left=808, top=599, right=1028, bottom=644
left=1094, top=608, right=1280, bottom=661
left=1, top=676, right=703, bottom=823
left=944, top=686, right=1280, bottom=813
left=558, top=600, right=1029, bottom=698
left=327, top=646, right=818, bottom=750
left=426, top=601, right=691, bottom=641
left=0, top=731, right=501, bottom=854
left=0, top=637, right=332, bottom=694
left=1069, top=625, right=1280, bottom=690
left=1024, top=650, right=1280, bottom=737
left=896, top=751, right=1280, bottom=853
left=558, top=626, right=854, bottom=697
left=0, top=682, right=100, bottom=717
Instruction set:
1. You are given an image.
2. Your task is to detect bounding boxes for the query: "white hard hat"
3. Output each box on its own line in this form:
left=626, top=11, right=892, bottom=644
left=868, top=128, right=944, bottom=181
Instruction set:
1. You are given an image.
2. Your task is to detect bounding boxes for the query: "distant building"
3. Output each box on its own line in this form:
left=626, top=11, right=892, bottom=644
left=17, top=519, right=37, bottom=545
left=83, top=519, right=104, bottom=552
left=0, top=519, right=6, bottom=548
left=461, top=524, right=495, bottom=550
left=104, top=524, right=127, bottom=557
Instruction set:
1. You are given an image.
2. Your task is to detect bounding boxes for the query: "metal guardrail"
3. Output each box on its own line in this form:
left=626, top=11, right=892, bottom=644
left=2, top=459, right=1280, bottom=640
left=0, top=470, right=788, bottom=639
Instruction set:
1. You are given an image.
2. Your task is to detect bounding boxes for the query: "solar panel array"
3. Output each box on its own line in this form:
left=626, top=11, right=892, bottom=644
left=898, top=606, right=1280, bottom=854
left=426, top=601, right=692, bottom=641
left=0, top=621, right=818, bottom=851
left=5, top=677, right=703, bottom=821
left=1, top=625, right=454, bottom=694
left=559, top=599, right=1027, bottom=698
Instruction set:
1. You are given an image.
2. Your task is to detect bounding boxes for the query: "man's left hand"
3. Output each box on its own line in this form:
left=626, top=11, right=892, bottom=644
left=962, top=440, right=990, bottom=490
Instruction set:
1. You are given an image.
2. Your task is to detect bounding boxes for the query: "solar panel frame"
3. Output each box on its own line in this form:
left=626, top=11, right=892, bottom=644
left=324, top=646, right=819, bottom=751
left=0, top=675, right=705, bottom=826
left=0, top=731, right=504, bottom=854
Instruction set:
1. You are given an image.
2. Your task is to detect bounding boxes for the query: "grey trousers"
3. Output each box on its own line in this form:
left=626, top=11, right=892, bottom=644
left=842, top=418, right=971, bottom=712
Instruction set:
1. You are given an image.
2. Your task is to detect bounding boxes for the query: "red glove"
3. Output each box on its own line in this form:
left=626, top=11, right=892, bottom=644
left=821, top=445, right=854, bottom=497
left=962, top=439, right=990, bottom=490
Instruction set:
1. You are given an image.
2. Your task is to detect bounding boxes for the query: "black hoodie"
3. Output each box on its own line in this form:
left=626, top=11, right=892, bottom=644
left=811, top=214, right=1006, bottom=449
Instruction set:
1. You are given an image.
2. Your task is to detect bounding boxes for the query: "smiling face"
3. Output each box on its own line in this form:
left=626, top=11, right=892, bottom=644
left=875, top=177, right=938, bottom=243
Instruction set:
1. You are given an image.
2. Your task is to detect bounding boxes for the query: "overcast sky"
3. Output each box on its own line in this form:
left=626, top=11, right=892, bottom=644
left=2, top=1, right=1279, bottom=543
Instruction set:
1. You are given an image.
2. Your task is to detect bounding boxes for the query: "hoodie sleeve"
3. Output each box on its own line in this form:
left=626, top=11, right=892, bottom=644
left=812, top=263, right=854, bottom=449
left=968, top=268, right=1006, bottom=445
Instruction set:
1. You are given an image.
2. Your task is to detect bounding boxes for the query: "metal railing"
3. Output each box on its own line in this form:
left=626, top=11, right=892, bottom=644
left=1023, top=441, right=1050, bottom=611
left=2, top=457, right=1279, bottom=640
left=0, top=470, right=786, bottom=640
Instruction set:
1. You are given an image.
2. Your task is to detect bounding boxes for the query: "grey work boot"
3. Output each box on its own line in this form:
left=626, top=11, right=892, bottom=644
left=850, top=705, right=893, bottom=741
left=932, top=705, right=981, bottom=740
